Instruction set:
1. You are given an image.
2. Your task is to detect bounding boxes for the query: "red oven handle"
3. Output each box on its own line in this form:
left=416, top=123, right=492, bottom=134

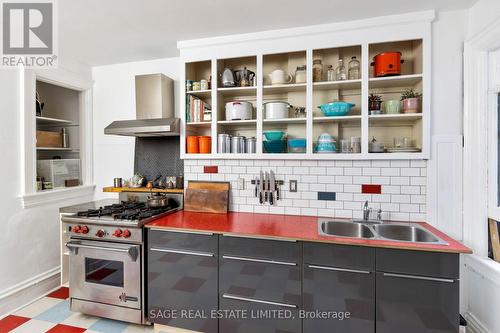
left=65, top=242, right=139, bottom=261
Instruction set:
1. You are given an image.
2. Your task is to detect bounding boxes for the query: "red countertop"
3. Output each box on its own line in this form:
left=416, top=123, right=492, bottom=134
left=145, top=211, right=472, bottom=254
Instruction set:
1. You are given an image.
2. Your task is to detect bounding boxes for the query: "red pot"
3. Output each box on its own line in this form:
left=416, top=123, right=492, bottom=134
left=371, top=52, right=404, bottom=77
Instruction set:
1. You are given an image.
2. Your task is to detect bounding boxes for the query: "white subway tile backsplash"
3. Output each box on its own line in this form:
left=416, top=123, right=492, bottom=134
left=293, top=167, right=309, bottom=175
left=345, top=168, right=362, bottom=176
left=184, top=159, right=427, bottom=221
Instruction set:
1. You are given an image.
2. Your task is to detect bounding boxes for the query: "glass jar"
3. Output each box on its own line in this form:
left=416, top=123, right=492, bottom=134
left=313, top=59, right=323, bottom=82
left=348, top=56, right=360, bottom=80
left=295, top=65, right=306, bottom=83
left=327, top=65, right=335, bottom=81
left=335, top=59, right=347, bottom=81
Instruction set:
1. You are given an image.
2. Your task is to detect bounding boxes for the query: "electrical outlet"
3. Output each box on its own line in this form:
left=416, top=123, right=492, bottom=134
left=238, top=178, right=245, bottom=190
left=290, top=180, right=298, bottom=192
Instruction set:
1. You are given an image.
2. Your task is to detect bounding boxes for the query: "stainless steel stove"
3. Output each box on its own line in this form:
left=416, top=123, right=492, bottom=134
left=61, top=192, right=182, bottom=325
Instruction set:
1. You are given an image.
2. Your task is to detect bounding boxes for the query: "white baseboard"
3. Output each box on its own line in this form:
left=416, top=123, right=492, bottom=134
left=0, top=266, right=61, bottom=318
left=465, top=311, right=490, bottom=333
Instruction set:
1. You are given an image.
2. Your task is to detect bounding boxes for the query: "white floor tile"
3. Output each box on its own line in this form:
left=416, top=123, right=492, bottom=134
left=61, top=312, right=100, bottom=329
left=14, top=297, right=63, bottom=318
left=10, top=319, right=56, bottom=332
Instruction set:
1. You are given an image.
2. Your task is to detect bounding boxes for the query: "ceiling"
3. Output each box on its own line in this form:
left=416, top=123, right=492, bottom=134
left=59, top=0, right=477, bottom=67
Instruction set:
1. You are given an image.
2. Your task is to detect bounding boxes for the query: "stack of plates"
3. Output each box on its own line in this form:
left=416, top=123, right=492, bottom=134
left=386, top=147, right=421, bottom=153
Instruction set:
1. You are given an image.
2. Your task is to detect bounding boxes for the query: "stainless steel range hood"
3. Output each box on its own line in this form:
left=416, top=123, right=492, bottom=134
left=104, top=74, right=179, bottom=137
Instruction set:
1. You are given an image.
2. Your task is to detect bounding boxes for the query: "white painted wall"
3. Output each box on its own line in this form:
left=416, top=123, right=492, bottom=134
left=0, top=65, right=93, bottom=316
left=92, top=58, right=181, bottom=199
left=461, top=2, right=500, bottom=332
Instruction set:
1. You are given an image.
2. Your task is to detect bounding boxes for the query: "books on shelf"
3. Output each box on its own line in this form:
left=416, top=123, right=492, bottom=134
left=186, top=95, right=211, bottom=123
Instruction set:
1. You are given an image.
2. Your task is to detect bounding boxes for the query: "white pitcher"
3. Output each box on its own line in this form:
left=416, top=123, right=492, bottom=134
left=268, top=69, right=293, bottom=85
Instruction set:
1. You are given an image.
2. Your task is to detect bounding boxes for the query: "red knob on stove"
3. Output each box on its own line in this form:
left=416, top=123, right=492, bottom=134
left=80, top=226, right=89, bottom=234
left=113, top=229, right=123, bottom=237
left=72, top=225, right=81, bottom=233
left=96, top=229, right=106, bottom=238
left=122, top=229, right=131, bottom=238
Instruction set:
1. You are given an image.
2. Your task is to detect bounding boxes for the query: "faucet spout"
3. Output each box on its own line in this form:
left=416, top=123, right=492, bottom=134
left=363, top=201, right=371, bottom=221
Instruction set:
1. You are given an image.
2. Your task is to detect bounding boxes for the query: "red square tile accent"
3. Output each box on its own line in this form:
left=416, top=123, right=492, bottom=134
left=47, top=287, right=69, bottom=299
left=46, top=324, right=86, bottom=333
left=204, top=166, right=218, bottom=174
left=362, top=184, right=382, bottom=194
left=0, top=315, right=30, bottom=332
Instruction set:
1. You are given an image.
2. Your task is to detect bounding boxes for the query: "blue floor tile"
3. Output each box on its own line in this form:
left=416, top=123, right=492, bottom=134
left=34, top=299, right=73, bottom=323
left=89, top=318, right=129, bottom=333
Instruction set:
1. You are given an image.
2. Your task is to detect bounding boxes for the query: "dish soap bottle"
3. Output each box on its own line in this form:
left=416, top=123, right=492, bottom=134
left=335, top=59, right=347, bottom=81
left=348, top=56, right=360, bottom=80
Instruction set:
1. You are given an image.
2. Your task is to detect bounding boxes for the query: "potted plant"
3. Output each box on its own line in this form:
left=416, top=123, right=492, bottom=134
left=368, top=93, right=382, bottom=115
left=400, top=89, right=422, bottom=113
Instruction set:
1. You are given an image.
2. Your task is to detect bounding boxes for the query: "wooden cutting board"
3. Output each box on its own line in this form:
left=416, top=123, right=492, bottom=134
left=184, top=188, right=228, bottom=214
left=188, top=181, right=230, bottom=191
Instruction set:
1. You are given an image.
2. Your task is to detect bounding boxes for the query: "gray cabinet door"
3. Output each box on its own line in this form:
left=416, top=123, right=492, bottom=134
left=376, top=272, right=459, bottom=333
left=219, top=236, right=301, bottom=333
left=147, top=230, right=218, bottom=333
left=303, top=264, right=375, bottom=333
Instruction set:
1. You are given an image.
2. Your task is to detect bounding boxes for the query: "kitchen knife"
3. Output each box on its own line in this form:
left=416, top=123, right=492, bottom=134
left=264, top=171, right=269, bottom=202
left=254, top=176, right=258, bottom=198
left=259, top=171, right=264, bottom=204
left=269, top=170, right=275, bottom=205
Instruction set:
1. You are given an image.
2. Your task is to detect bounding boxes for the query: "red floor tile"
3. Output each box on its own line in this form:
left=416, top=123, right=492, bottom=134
left=45, top=324, right=86, bottom=333
left=0, top=315, right=30, bottom=332
left=46, top=287, right=69, bottom=300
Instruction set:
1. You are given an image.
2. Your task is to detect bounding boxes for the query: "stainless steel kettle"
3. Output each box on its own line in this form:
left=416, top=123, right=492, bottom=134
left=221, top=68, right=236, bottom=87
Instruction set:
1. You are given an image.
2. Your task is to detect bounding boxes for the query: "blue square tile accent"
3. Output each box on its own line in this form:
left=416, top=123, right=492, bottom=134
left=89, top=318, right=129, bottom=333
left=318, top=192, right=336, bottom=201
left=34, top=299, right=72, bottom=323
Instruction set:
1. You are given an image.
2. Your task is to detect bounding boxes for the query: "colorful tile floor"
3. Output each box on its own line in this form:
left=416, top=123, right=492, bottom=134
left=0, top=287, right=154, bottom=333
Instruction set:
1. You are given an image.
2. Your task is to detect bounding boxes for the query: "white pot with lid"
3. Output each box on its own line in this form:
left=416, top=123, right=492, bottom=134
left=225, top=101, right=253, bottom=120
left=264, top=101, right=292, bottom=119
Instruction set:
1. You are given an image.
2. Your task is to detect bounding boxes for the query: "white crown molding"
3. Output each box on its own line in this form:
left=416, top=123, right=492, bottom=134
left=20, top=184, right=95, bottom=209
left=177, top=10, right=435, bottom=50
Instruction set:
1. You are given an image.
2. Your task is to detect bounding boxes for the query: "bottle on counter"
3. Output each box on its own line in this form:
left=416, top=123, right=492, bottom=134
left=335, top=59, right=347, bottom=81
left=348, top=56, right=360, bottom=80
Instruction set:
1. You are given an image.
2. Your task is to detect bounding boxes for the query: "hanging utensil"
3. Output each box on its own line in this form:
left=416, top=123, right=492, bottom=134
left=259, top=171, right=264, bottom=204
left=269, top=170, right=275, bottom=205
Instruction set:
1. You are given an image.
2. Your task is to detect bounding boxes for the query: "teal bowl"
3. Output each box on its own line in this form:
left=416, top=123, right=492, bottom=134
left=318, top=102, right=355, bottom=117
left=263, top=131, right=285, bottom=141
left=263, top=140, right=287, bottom=153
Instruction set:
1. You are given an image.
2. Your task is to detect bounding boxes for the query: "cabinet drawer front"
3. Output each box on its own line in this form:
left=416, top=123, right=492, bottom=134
left=376, top=249, right=459, bottom=278
left=219, top=297, right=301, bottom=333
left=304, top=242, right=375, bottom=271
left=219, top=257, right=301, bottom=307
left=220, top=235, right=299, bottom=262
left=376, top=272, right=459, bottom=333
left=303, top=264, right=375, bottom=333
left=147, top=249, right=218, bottom=332
left=148, top=229, right=217, bottom=253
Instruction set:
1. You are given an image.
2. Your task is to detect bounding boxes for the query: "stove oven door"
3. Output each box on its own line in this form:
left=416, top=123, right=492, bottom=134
left=66, top=240, right=141, bottom=309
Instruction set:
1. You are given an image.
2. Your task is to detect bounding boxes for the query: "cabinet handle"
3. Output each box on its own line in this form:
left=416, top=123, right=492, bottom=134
left=222, top=255, right=297, bottom=266
left=308, top=264, right=371, bottom=275
left=222, top=233, right=297, bottom=242
left=382, top=272, right=455, bottom=283
left=222, top=293, right=297, bottom=309
left=150, top=228, right=214, bottom=236
left=150, top=247, right=214, bottom=257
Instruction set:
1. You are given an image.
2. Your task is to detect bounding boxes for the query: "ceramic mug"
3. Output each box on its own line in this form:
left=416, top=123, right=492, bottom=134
left=268, top=69, right=293, bottom=85
left=382, top=100, right=401, bottom=114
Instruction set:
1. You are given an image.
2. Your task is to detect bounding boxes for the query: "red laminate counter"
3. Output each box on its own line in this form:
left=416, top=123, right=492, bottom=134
left=145, top=211, right=472, bottom=254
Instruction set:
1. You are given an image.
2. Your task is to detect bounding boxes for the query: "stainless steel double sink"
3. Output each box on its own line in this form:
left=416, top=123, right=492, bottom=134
left=318, top=220, right=448, bottom=245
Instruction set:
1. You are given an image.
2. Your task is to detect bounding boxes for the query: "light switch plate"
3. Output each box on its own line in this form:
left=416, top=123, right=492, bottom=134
left=290, top=180, right=298, bottom=192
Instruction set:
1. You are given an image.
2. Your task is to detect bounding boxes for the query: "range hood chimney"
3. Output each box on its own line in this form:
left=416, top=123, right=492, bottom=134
left=104, top=74, right=179, bottom=137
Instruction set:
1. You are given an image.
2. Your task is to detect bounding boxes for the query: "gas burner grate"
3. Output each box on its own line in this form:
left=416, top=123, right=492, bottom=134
left=76, top=201, right=146, bottom=218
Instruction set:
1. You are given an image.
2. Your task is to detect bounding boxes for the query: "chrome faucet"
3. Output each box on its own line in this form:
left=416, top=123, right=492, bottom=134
left=363, top=201, right=372, bottom=221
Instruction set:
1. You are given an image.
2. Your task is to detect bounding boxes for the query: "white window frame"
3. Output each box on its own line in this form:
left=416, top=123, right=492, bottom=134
left=487, top=52, right=500, bottom=221
left=20, top=67, right=95, bottom=208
